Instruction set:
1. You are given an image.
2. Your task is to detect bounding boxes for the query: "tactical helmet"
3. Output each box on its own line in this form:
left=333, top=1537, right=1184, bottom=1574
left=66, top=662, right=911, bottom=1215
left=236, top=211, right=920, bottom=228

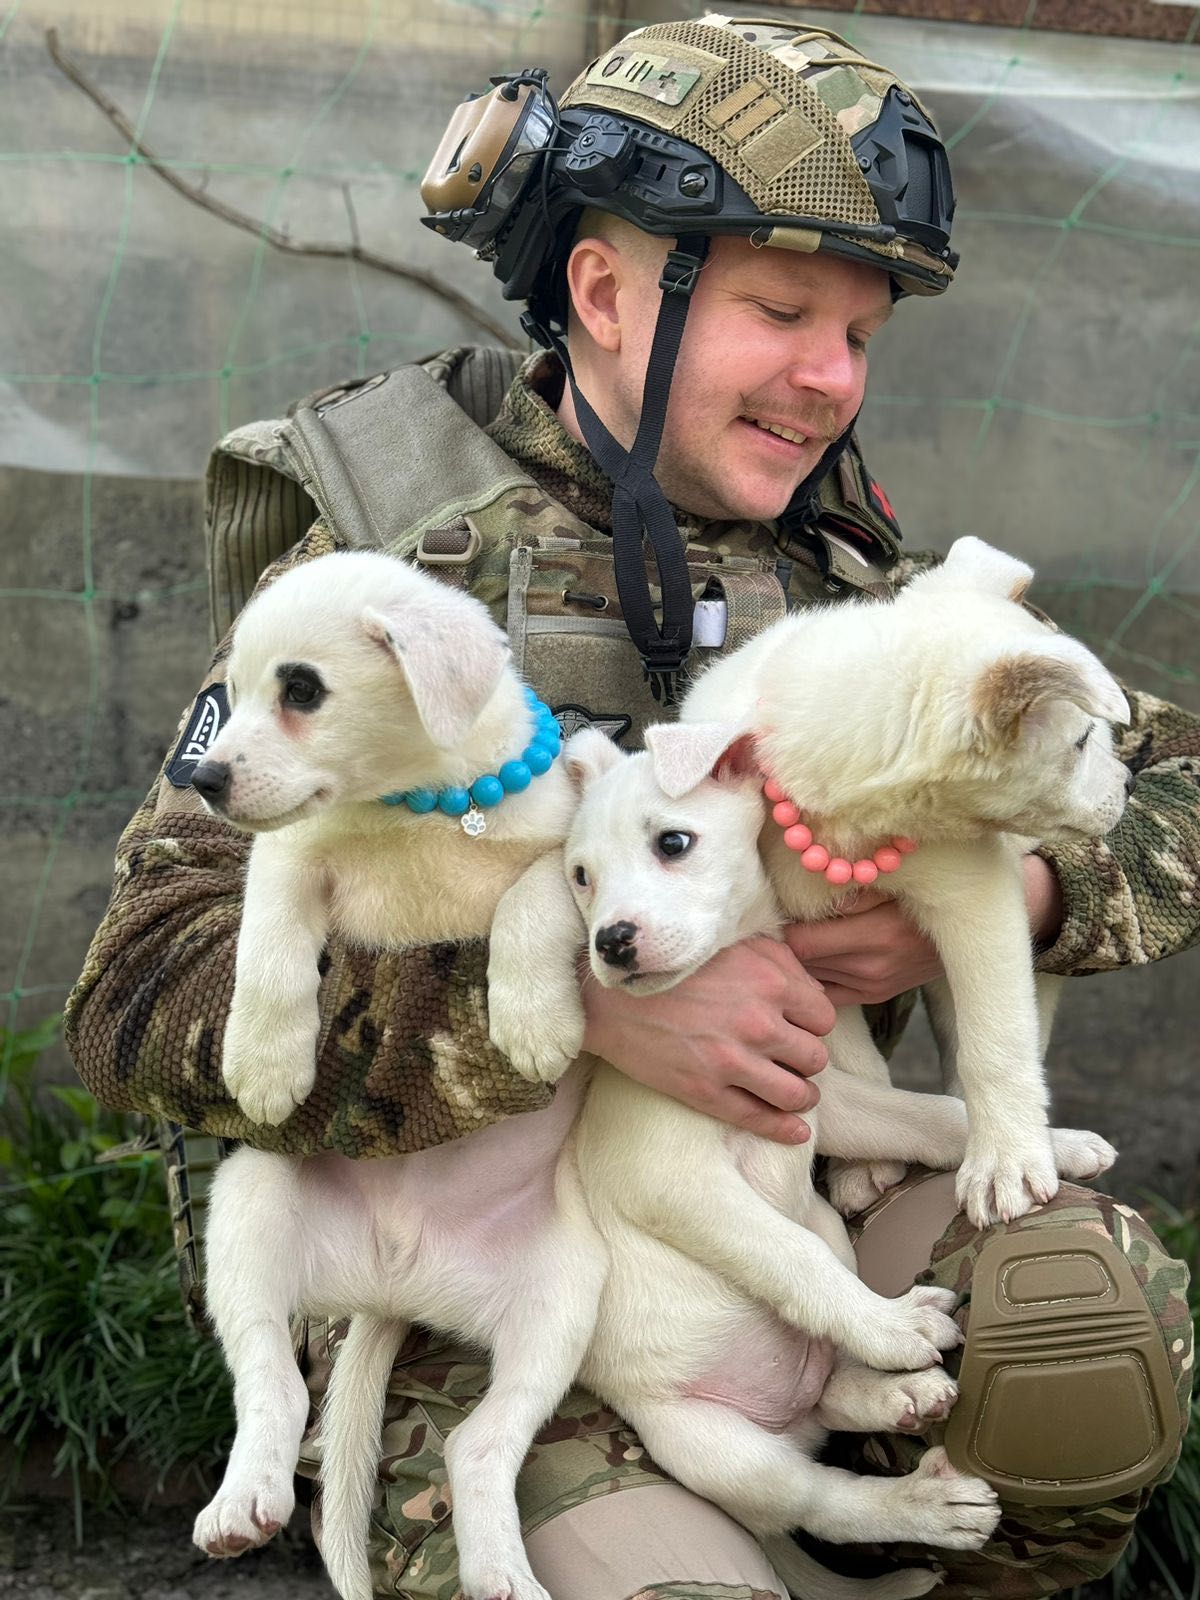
left=420, top=16, right=957, bottom=697
left=423, top=15, right=956, bottom=324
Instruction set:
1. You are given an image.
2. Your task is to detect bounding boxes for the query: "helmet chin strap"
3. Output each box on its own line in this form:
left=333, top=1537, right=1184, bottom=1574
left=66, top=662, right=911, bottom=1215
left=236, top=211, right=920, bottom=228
left=528, top=234, right=710, bottom=706
left=777, top=414, right=861, bottom=573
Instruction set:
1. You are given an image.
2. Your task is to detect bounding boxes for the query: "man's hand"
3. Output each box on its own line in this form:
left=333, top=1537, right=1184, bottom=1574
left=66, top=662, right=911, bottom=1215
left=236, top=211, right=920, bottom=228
left=783, top=854, right=1065, bottom=1008
left=581, top=936, right=834, bottom=1146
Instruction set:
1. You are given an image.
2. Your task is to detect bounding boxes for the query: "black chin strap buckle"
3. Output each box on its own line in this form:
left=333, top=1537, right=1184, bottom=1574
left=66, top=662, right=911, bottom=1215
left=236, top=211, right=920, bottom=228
left=640, top=637, right=690, bottom=707
left=659, top=247, right=705, bottom=297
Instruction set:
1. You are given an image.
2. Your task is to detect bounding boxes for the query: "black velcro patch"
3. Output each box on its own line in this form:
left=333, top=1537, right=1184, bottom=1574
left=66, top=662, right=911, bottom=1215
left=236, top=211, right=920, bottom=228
left=166, top=682, right=230, bottom=789
left=551, top=704, right=633, bottom=744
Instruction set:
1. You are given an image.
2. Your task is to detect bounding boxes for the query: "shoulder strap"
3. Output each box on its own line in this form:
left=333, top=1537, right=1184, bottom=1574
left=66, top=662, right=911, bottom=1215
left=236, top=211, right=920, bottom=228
left=203, top=346, right=527, bottom=641
left=281, top=361, right=535, bottom=557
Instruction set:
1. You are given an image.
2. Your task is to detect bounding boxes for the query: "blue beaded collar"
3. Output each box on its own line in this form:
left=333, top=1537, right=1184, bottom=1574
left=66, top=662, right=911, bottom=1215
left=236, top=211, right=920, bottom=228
left=379, top=688, right=561, bottom=837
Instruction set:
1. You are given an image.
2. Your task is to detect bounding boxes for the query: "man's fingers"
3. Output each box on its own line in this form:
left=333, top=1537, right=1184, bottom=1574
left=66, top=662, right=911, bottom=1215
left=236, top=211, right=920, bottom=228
left=735, top=1053, right=823, bottom=1113
left=765, top=1023, right=830, bottom=1079
left=717, top=1087, right=813, bottom=1147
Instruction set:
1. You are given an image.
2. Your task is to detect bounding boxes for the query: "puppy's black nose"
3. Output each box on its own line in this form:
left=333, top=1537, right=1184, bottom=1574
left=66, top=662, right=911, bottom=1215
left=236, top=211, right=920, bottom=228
left=191, top=759, right=232, bottom=803
left=595, top=921, right=639, bottom=969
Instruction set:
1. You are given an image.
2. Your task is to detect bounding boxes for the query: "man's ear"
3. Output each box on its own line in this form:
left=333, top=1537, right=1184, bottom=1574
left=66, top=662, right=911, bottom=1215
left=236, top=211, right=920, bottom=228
left=643, top=721, right=757, bottom=800
left=563, top=726, right=626, bottom=791
left=565, top=237, right=623, bottom=354
left=363, top=602, right=510, bottom=749
left=971, top=641, right=1129, bottom=749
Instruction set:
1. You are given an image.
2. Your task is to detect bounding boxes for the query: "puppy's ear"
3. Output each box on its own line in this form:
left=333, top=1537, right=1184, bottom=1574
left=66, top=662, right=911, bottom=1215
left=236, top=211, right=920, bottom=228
left=644, top=721, right=756, bottom=800
left=972, top=641, right=1129, bottom=748
left=363, top=603, right=510, bottom=748
left=917, top=537, right=1034, bottom=603
left=564, top=727, right=625, bottom=791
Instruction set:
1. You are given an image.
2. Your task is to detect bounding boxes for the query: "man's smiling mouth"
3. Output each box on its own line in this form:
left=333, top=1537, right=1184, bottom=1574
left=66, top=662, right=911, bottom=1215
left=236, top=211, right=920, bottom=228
left=744, top=416, right=811, bottom=444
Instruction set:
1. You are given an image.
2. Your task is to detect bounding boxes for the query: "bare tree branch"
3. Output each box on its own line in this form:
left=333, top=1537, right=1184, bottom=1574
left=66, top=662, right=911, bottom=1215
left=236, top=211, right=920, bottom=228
left=45, top=27, right=523, bottom=351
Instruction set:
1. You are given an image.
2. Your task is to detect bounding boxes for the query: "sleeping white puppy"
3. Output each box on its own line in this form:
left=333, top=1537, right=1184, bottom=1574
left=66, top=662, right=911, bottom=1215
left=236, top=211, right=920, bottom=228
left=675, top=536, right=1130, bottom=1227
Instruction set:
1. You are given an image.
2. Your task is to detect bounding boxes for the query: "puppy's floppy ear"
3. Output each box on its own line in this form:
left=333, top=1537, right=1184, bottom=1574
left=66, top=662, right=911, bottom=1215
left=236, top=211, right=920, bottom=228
left=644, top=720, right=756, bottom=800
left=363, top=602, right=510, bottom=748
left=564, top=727, right=625, bottom=791
left=972, top=640, right=1129, bottom=748
left=916, top=536, right=1034, bottom=603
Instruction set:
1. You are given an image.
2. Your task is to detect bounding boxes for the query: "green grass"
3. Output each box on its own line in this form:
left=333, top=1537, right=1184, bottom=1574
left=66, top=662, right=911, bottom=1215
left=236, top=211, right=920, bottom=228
left=0, top=1017, right=234, bottom=1540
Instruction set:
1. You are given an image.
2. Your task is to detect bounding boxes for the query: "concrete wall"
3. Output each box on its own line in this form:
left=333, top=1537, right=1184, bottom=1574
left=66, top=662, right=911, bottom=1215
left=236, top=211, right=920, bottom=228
left=3, top=3, right=1197, bottom=1205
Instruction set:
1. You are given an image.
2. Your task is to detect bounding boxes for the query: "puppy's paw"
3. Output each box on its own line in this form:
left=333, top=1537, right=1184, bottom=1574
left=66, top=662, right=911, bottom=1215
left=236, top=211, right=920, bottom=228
left=853, top=1285, right=962, bottom=1373
left=460, top=1563, right=553, bottom=1600
left=488, top=981, right=584, bottom=1084
left=223, top=1052, right=316, bottom=1126
left=1050, top=1126, right=1117, bottom=1181
left=193, top=1474, right=294, bottom=1558
left=222, top=1000, right=318, bottom=1124
left=882, top=1447, right=1000, bottom=1551
left=888, top=1370, right=960, bottom=1434
left=826, top=1156, right=908, bottom=1218
left=955, top=1131, right=1059, bottom=1229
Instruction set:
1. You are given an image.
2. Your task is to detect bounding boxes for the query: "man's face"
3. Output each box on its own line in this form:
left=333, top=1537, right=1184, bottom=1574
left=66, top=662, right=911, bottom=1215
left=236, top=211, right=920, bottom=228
left=600, top=235, right=894, bottom=523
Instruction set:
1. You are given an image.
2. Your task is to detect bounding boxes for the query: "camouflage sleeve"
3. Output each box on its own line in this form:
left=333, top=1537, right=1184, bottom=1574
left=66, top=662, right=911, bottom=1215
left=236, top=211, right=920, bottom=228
left=1035, top=686, right=1200, bottom=976
left=63, top=522, right=552, bottom=1158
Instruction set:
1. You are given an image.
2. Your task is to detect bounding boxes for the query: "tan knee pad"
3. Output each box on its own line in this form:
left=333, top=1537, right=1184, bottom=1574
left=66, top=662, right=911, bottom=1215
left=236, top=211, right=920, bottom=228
left=854, top=1172, right=1181, bottom=1506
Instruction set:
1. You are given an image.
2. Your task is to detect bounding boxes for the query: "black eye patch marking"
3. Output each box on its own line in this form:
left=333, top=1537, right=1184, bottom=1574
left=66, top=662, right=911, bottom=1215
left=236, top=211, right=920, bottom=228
left=277, top=662, right=328, bottom=712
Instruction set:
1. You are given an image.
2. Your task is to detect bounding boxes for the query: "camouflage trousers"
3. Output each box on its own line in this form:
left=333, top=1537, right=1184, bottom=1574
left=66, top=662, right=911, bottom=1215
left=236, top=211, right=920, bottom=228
left=294, top=1178, right=1193, bottom=1600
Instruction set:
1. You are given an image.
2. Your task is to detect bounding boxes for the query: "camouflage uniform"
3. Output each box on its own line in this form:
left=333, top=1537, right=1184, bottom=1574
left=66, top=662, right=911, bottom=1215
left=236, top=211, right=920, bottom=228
left=66, top=353, right=1196, bottom=1598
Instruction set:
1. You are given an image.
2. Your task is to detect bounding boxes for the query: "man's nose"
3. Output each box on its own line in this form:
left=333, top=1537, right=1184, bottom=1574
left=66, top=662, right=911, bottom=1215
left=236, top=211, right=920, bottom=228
left=784, top=330, right=861, bottom=409
left=595, top=921, right=639, bottom=969
left=191, top=759, right=232, bottom=804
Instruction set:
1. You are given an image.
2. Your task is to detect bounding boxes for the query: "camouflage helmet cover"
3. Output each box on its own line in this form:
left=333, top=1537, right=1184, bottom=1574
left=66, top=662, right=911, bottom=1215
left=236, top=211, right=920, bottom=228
left=559, top=13, right=956, bottom=296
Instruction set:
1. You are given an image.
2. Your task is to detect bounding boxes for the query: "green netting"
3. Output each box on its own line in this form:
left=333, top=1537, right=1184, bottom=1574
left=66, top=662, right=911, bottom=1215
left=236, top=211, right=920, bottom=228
left=2, top=2, right=1197, bottom=1191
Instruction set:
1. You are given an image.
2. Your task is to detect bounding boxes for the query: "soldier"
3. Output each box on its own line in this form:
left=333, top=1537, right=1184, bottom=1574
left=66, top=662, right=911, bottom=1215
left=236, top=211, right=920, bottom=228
left=67, top=16, right=1195, bottom=1600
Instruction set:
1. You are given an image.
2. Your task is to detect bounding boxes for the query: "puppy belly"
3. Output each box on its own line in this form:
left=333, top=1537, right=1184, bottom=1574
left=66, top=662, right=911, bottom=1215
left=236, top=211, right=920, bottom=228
left=682, top=1313, right=835, bottom=1433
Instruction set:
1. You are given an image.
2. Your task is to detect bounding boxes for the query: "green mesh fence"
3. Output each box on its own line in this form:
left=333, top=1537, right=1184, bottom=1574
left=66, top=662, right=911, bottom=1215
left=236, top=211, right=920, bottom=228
left=2, top=3, right=1198, bottom=1195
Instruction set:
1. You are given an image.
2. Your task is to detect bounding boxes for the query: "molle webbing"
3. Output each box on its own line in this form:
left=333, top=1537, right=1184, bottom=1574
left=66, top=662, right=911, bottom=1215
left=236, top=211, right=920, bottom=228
left=204, top=346, right=526, bottom=637
left=283, top=364, right=535, bottom=557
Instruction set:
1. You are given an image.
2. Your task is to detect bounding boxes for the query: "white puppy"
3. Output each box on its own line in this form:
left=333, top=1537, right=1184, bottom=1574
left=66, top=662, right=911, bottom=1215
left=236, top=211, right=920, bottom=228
left=190, top=551, right=604, bottom=1600
left=488, top=727, right=1115, bottom=1593
left=660, top=536, right=1128, bottom=1228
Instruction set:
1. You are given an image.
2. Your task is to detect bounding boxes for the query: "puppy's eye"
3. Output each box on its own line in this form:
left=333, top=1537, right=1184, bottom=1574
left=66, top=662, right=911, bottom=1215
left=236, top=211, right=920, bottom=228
left=278, top=663, right=326, bottom=711
left=573, top=865, right=590, bottom=889
left=657, top=831, right=694, bottom=859
left=1074, top=724, right=1093, bottom=752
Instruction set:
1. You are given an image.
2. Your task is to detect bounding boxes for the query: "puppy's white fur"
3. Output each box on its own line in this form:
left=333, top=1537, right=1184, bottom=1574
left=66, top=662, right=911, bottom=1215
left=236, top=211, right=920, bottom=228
left=665, top=536, right=1129, bottom=1227
left=193, top=552, right=602, bottom=1600
left=488, top=728, right=1115, bottom=1586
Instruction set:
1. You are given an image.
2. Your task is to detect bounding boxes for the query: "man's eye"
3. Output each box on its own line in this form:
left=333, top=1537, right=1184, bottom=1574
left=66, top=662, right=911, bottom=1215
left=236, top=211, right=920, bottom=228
left=573, top=865, right=590, bottom=888
left=657, top=831, right=694, bottom=859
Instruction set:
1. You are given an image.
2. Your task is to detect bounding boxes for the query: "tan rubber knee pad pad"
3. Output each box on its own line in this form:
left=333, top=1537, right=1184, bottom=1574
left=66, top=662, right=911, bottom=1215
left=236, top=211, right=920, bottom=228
left=945, top=1225, right=1179, bottom=1506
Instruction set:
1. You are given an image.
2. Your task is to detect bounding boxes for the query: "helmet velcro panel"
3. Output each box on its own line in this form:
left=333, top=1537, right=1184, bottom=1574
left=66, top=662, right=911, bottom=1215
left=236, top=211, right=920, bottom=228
left=563, top=19, right=884, bottom=239
left=561, top=14, right=954, bottom=291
